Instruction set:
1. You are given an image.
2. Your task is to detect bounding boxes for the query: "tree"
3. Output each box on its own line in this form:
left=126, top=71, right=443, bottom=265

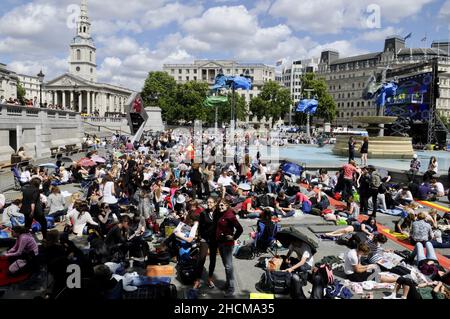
left=175, top=81, right=210, bottom=123
left=16, top=80, right=26, bottom=105
left=250, top=80, right=292, bottom=125
left=141, top=71, right=178, bottom=124
left=298, top=73, right=336, bottom=123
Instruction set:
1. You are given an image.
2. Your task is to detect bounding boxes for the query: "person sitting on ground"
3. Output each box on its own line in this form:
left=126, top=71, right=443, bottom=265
left=268, top=169, right=285, bottom=194
left=217, top=169, right=237, bottom=197
left=394, top=186, right=414, bottom=206
left=4, top=226, right=39, bottom=276
left=410, top=212, right=434, bottom=245
left=307, top=184, right=330, bottom=212
left=104, top=215, right=131, bottom=256
left=275, top=191, right=295, bottom=218
left=239, top=192, right=260, bottom=219
left=430, top=178, right=445, bottom=198
left=366, top=233, right=390, bottom=264
left=47, top=186, right=67, bottom=222
left=417, top=182, right=434, bottom=201
left=65, top=202, right=99, bottom=236
left=344, top=243, right=397, bottom=283
left=2, top=199, right=24, bottom=227
left=17, top=147, right=32, bottom=163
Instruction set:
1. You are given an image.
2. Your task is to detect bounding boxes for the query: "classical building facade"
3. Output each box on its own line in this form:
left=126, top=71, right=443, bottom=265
left=0, top=63, right=18, bottom=101
left=43, top=0, right=133, bottom=115
left=163, top=60, right=276, bottom=104
left=317, top=37, right=450, bottom=126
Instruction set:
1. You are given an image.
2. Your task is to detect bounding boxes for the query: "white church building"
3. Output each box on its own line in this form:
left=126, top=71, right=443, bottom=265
left=44, top=0, right=134, bottom=115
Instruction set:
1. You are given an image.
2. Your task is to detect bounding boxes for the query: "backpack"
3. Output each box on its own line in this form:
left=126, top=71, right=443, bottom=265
left=177, top=260, right=197, bottom=284
left=234, top=243, right=255, bottom=260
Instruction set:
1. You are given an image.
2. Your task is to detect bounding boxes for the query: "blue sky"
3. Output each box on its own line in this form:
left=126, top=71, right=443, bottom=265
left=1, top=0, right=449, bottom=90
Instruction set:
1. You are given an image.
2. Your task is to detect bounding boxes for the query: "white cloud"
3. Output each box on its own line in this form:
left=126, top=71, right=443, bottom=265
left=141, top=2, right=203, bottom=29
left=357, top=26, right=403, bottom=42
left=269, top=0, right=434, bottom=33
left=8, top=57, right=69, bottom=80
left=440, top=0, right=450, bottom=19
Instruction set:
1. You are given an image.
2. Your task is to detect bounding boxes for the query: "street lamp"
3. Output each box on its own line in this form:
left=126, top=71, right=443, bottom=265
left=37, top=70, right=45, bottom=108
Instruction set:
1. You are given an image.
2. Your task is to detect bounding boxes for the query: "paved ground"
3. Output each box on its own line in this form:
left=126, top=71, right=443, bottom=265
left=1, top=149, right=449, bottom=300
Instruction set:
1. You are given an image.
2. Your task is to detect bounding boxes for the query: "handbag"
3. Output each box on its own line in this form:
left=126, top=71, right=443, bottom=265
left=257, top=269, right=292, bottom=295
left=268, top=257, right=283, bottom=272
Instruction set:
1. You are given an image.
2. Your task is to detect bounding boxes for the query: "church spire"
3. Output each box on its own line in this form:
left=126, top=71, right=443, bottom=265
left=77, top=0, right=91, bottom=38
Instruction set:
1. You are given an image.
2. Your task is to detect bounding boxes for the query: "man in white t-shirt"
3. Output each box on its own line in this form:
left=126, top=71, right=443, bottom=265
left=217, top=169, right=237, bottom=197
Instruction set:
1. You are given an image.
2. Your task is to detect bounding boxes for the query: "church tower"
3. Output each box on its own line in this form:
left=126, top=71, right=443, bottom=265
left=69, top=0, right=97, bottom=82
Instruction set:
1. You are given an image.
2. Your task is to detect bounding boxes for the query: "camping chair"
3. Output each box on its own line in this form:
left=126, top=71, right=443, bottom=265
left=251, top=221, right=281, bottom=257
left=11, top=165, right=27, bottom=191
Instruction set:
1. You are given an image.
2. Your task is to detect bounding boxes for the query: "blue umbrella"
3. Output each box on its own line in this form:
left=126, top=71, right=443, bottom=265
left=281, top=162, right=303, bottom=177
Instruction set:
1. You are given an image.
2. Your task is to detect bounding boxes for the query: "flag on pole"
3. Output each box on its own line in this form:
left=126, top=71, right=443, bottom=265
left=404, top=32, right=412, bottom=40
left=421, top=36, right=427, bottom=42
left=276, top=60, right=283, bottom=67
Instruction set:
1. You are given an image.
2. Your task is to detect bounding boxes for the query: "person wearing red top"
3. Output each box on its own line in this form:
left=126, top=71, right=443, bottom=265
left=216, top=199, right=243, bottom=297
left=341, top=160, right=361, bottom=201
left=239, top=193, right=260, bottom=219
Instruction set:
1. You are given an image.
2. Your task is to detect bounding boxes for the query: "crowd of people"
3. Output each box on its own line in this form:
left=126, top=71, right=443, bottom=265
left=0, top=128, right=448, bottom=300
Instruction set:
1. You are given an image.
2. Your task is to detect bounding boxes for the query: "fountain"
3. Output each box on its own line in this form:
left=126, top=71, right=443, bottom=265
left=332, top=115, right=414, bottom=159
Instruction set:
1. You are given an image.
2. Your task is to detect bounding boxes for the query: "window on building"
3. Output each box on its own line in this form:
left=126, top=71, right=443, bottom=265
left=194, top=69, right=197, bottom=74
left=76, top=49, right=81, bottom=60
left=186, top=69, right=190, bottom=74
left=178, top=76, right=182, bottom=81
left=179, top=69, right=182, bottom=74
left=171, top=69, right=175, bottom=74
left=83, top=26, right=86, bottom=33
left=194, top=76, right=197, bottom=81
left=186, top=76, right=189, bottom=81
left=89, top=51, right=92, bottom=62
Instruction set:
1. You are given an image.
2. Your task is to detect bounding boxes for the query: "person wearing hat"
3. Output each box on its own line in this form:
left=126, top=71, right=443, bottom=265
left=407, top=154, right=421, bottom=183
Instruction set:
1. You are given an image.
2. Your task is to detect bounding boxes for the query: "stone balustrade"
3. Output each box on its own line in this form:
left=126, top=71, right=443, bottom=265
left=0, top=104, right=84, bottom=163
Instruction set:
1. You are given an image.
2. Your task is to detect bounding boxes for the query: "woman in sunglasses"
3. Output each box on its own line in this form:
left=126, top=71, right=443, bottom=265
left=196, top=197, right=219, bottom=289
left=216, top=199, right=243, bottom=297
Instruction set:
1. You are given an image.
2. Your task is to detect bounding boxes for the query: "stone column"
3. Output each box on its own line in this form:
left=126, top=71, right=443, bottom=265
left=87, top=91, right=91, bottom=115
left=70, top=91, right=74, bottom=111
left=62, top=91, right=66, bottom=109
left=16, top=125, right=23, bottom=150
left=53, top=91, right=57, bottom=106
left=79, top=91, right=83, bottom=113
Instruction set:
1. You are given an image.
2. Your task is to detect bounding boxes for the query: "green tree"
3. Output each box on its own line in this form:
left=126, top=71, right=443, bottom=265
left=216, top=92, right=247, bottom=124
left=16, top=80, right=26, bottom=105
left=141, top=71, right=178, bottom=124
left=175, top=81, right=210, bottom=123
left=298, top=73, right=336, bottom=123
left=250, top=80, right=292, bottom=125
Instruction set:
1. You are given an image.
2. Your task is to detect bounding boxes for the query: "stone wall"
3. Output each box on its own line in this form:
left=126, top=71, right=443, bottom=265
left=0, top=104, right=84, bottom=164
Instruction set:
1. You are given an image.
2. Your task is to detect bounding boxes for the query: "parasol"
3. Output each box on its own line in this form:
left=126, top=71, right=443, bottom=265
left=276, top=226, right=319, bottom=254
left=91, top=155, right=106, bottom=163
left=78, top=158, right=96, bottom=167
left=39, top=163, right=58, bottom=169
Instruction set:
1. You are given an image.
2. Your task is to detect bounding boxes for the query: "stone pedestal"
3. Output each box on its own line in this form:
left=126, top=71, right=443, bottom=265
left=143, top=107, right=164, bottom=132
left=332, top=136, right=414, bottom=159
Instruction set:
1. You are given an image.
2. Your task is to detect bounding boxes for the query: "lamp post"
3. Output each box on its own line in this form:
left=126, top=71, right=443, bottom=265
left=303, top=88, right=314, bottom=138
left=37, top=70, right=45, bottom=108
